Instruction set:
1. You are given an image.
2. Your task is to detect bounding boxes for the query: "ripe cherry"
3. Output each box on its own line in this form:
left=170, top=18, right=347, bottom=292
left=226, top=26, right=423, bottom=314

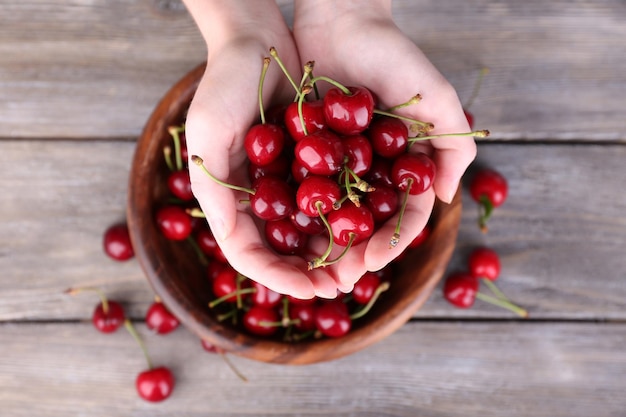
left=296, top=176, right=342, bottom=217
left=284, top=100, right=326, bottom=141
left=103, top=223, right=134, bottom=261
left=367, top=116, right=409, bottom=158
left=155, top=205, right=192, bottom=241
left=289, top=208, right=326, bottom=235
left=364, top=156, right=394, bottom=188
left=323, top=85, right=375, bottom=135
left=314, top=300, right=352, bottom=338
left=243, top=305, right=280, bottom=337
left=342, top=134, right=373, bottom=177
left=364, top=184, right=399, bottom=224
left=167, top=170, right=194, bottom=201
left=195, top=228, right=227, bottom=263
left=464, top=110, right=474, bottom=129
left=294, top=129, right=344, bottom=176
left=328, top=204, right=375, bottom=246
left=136, top=366, right=175, bottom=402
left=468, top=247, right=501, bottom=281
left=212, top=266, right=242, bottom=304
left=249, top=176, right=295, bottom=221
left=352, top=272, right=381, bottom=304
left=285, top=302, right=317, bottom=332
left=391, top=152, right=436, bottom=196
left=250, top=281, right=283, bottom=309
left=248, top=153, right=290, bottom=182
left=443, top=272, right=479, bottom=309
left=145, top=299, right=180, bottom=335
left=65, top=287, right=125, bottom=333
left=264, top=218, right=309, bottom=256
left=469, top=168, right=508, bottom=233
left=244, top=123, right=285, bottom=166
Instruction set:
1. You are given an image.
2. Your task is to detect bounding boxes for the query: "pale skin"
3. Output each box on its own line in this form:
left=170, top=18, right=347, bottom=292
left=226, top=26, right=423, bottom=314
left=182, top=0, right=476, bottom=299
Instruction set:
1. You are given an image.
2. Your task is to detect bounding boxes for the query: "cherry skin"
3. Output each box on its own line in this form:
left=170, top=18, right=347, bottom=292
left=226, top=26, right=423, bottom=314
left=443, top=272, right=479, bottom=309
left=314, top=300, right=352, bottom=338
left=464, top=109, right=474, bottom=129
left=367, top=116, right=409, bottom=158
left=145, top=300, right=180, bottom=335
left=250, top=281, right=283, bottom=309
left=285, top=302, right=317, bottom=332
left=136, top=366, right=175, bottom=402
left=249, top=176, right=295, bottom=221
left=92, top=300, right=125, bottom=333
left=470, top=169, right=508, bottom=208
left=243, top=305, right=279, bottom=336
left=391, top=152, right=436, bottom=195
left=284, top=100, right=326, bottom=141
left=264, top=218, right=309, bottom=256
left=323, top=86, right=375, bottom=135
left=327, top=204, right=375, bottom=246
left=352, top=272, right=381, bottom=304
left=248, top=153, right=290, bottom=182
left=212, top=266, right=241, bottom=303
left=364, top=184, right=399, bottom=224
left=206, top=259, right=228, bottom=281
left=103, top=223, right=134, bottom=261
left=195, top=228, right=227, bottom=263
left=408, top=223, right=431, bottom=248
left=289, top=208, right=326, bottom=235
left=155, top=205, right=192, bottom=241
left=243, top=123, right=285, bottom=166
left=167, top=170, right=194, bottom=201
left=290, top=158, right=313, bottom=184
left=468, top=247, right=501, bottom=281
left=364, top=156, right=394, bottom=188
left=342, top=134, right=373, bottom=177
left=294, top=129, right=344, bottom=176
left=296, top=176, right=342, bottom=217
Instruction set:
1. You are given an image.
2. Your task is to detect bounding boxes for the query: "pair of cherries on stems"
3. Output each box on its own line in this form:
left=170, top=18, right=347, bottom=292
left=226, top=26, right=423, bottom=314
left=65, top=285, right=179, bottom=402
left=191, top=46, right=489, bottom=271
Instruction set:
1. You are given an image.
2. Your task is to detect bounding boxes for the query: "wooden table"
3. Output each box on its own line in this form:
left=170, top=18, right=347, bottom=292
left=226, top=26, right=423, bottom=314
left=2, top=1, right=625, bottom=415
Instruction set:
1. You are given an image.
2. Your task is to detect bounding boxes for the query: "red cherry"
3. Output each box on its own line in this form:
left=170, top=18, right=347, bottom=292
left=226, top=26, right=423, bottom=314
left=264, top=218, right=309, bottom=256
left=195, top=228, right=227, bottom=263
left=136, top=366, right=175, bottom=402
left=289, top=208, right=326, bottom=235
left=314, top=300, right=351, bottom=338
left=342, top=134, right=373, bottom=177
left=284, top=100, right=326, bottom=141
left=207, top=259, right=228, bottom=281
left=296, top=176, right=342, bottom=217
left=468, top=247, right=501, bottom=281
left=323, top=86, right=375, bottom=135
left=294, top=129, right=344, bottom=176
left=243, top=305, right=279, bottom=336
left=92, top=300, right=125, bottom=333
left=367, top=116, right=409, bottom=158
left=167, top=170, right=194, bottom=201
left=212, top=266, right=241, bottom=303
left=352, top=272, right=381, bottom=304
left=145, top=300, right=180, bottom=335
left=364, top=184, right=399, bottom=224
left=285, top=302, right=317, bottom=331
left=464, top=109, right=474, bottom=129
left=155, top=205, right=192, bottom=241
left=244, top=123, right=285, bottom=166
left=250, top=281, right=283, bottom=309
left=103, top=223, right=134, bottom=261
left=327, top=204, right=375, bottom=246
left=443, top=272, right=478, bottom=308
left=248, top=153, right=290, bottom=182
left=391, top=153, right=436, bottom=195
left=470, top=169, right=508, bottom=208
left=364, top=156, right=394, bottom=188
left=408, top=223, right=431, bottom=248
left=290, top=158, right=313, bottom=183
left=200, top=339, right=221, bottom=353
left=249, top=176, right=295, bottom=221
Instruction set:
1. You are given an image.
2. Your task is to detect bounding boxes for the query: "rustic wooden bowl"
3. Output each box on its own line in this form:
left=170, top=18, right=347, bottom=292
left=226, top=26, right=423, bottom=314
left=127, top=62, right=462, bottom=365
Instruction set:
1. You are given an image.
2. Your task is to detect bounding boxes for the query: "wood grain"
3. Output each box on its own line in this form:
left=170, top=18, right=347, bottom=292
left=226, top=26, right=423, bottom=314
left=2, top=140, right=625, bottom=321
left=1, top=0, right=624, bottom=140
left=1, top=321, right=624, bottom=417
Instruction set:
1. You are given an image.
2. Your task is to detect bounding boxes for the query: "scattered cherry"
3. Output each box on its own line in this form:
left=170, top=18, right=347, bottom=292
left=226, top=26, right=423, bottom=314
left=443, top=272, right=479, bottom=309
left=469, top=168, right=508, bottom=233
left=103, top=223, right=134, bottom=261
left=65, top=287, right=126, bottom=333
left=145, top=298, right=180, bottom=335
left=136, top=366, right=175, bottom=403
left=468, top=246, right=501, bottom=281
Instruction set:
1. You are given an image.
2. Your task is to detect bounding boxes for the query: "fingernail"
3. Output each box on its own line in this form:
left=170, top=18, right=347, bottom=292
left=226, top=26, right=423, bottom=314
left=208, top=217, right=227, bottom=241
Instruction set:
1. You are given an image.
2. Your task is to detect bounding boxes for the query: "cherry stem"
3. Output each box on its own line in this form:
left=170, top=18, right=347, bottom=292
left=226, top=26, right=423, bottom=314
left=218, top=351, right=248, bottom=382
left=307, top=75, right=351, bottom=95
left=373, top=109, right=434, bottom=131
left=350, top=281, right=390, bottom=320
left=64, top=287, right=110, bottom=315
left=124, top=319, right=153, bottom=370
left=258, top=318, right=301, bottom=328
left=208, top=287, right=257, bottom=309
left=297, top=83, right=311, bottom=136
left=307, top=201, right=334, bottom=270
left=191, top=155, right=255, bottom=195
left=390, top=178, right=413, bottom=248
left=258, top=57, right=271, bottom=125
left=186, top=236, right=209, bottom=266
left=475, top=291, right=528, bottom=318
left=464, top=67, right=490, bottom=110
left=167, top=125, right=184, bottom=171
left=482, top=278, right=509, bottom=301
left=409, top=130, right=490, bottom=145
left=269, top=47, right=301, bottom=99
left=216, top=308, right=238, bottom=322
left=163, top=146, right=174, bottom=171
left=186, top=207, right=205, bottom=218
left=298, top=61, right=314, bottom=92
left=387, top=94, right=422, bottom=112
left=312, top=233, right=357, bottom=269
left=478, top=194, right=494, bottom=233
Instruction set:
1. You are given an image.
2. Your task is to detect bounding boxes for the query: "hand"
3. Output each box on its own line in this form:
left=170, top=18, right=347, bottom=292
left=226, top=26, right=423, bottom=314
left=292, top=0, right=477, bottom=289
left=183, top=0, right=340, bottom=299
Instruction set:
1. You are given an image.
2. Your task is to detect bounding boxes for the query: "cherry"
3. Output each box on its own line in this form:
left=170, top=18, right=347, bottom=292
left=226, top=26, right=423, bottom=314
left=264, top=218, right=309, bottom=256
left=468, top=247, right=501, bottom=281
left=250, top=281, right=283, bottom=309
left=248, top=153, right=290, bottom=182
left=285, top=302, right=317, bottom=332
left=200, top=339, right=248, bottom=381
left=155, top=205, right=192, bottom=241
left=195, top=228, right=227, bottom=263
left=136, top=366, right=175, bottom=402
left=243, top=305, right=280, bottom=337
left=294, top=129, right=344, bottom=176
left=367, top=116, right=409, bottom=158
left=469, top=168, right=508, bottom=233
left=364, top=156, right=394, bottom=188
left=145, top=299, right=180, bottom=335
left=167, top=170, right=194, bottom=201
left=462, top=67, right=489, bottom=130
left=103, top=223, right=134, bottom=261
left=443, top=272, right=479, bottom=309
left=408, top=223, right=431, bottom=248
left=364, top=184, right=399, bottom=224
left=352, top=272, right=381, bottom=304
left=328, top=204, right=375, bottom=246
left=284, top=100, right=326, bottom=141
left=290, top=157, right=313, bottom=183
left=341, top=134, right=373, bottom=177
left=314, top=300, right=352, bottom=338
left=391, top=152, right=436, bottom=196
left=464, top=109, right=474, bottom=129
left=244, top=123, right=285, bottom=166
left=206, top=259, right=228, bottom=281
left=212, top=266, right=243, bottom=304
left=289, top=208, right=326, bottom=235
left=296, top=176, right=341, bottom=217
left=322, top=85, right=375, bottom=135
left=249, top=176, right=295, bottom=221
left=65, top=287, right=126, bottom=333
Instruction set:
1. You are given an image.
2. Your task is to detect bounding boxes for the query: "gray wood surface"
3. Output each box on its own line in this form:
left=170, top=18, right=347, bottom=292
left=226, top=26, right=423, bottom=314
left=2, top=0, right=625, bottom=415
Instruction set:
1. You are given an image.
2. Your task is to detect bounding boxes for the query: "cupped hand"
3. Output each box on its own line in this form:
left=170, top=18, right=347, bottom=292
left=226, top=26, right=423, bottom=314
left=292, top=0, right=477, bottom=290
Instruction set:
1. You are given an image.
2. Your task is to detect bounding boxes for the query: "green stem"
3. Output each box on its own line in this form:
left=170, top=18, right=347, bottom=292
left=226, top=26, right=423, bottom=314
left=464, top=67, right=490, bottom=110
left=187, top=236, right=209, bottom=266
left=482, top=278, right=509, bottom=301
left=258, top=57, right=271, bottom=125
left=307, top=201, right=334, bottom=270
left=167, top=126, right=184, bottom=171
left=208, top=287, right=257, bottom=309
left=478, top=195, right=494, bottom=233
left=307, top=75, right=351, bottom=95
left=313, top=233, right=356, bottom=269
left=124, top=319, right=153, bottom=369
left=350, top=281, right=390, bottom=320
left=269, top=47, right=301, bottom=98
left=475, top=292, right=528, bottom=318
left=387, top=94, right=422, bottom=112
left=191, top=155, right=255, bottom=195
left=163, top=146, right=174, bottom=172
left=373, top=109, right=434, bottom=131
left=390, top=178, right=413, bottom=248
left=408, top=130, right=489, bottom=145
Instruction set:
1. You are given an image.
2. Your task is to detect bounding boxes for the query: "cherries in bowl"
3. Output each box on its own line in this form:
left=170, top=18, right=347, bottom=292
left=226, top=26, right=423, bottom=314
left=127, top=61, right=463, bottom=365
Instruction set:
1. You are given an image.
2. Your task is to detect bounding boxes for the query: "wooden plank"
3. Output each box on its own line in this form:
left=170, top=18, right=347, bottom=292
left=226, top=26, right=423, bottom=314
left=0, top=321, right=624, bottom=416
left=0, top=0, right=624, bottom=140
left=2, top=140, right=626, bottom=321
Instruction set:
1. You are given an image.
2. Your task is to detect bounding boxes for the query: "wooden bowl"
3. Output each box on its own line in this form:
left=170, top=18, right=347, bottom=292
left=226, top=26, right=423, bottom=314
left=127, top=62, right=462, bottom=365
